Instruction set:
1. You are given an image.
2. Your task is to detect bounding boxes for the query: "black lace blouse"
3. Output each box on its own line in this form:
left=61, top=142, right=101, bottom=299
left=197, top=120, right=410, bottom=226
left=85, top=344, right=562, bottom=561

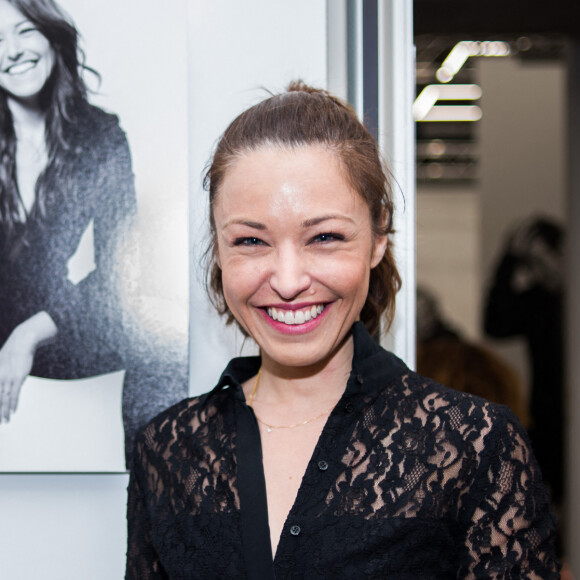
left=126, top=322, right=560, bottom=579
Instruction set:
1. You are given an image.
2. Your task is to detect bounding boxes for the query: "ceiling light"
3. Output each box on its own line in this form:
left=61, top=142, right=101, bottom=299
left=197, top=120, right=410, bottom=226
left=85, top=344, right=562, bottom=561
left=420, top=105, right=483, bottom=122
left=413, top=84, right=482, bottom=121
left=436, top=40, right=512, bottom=83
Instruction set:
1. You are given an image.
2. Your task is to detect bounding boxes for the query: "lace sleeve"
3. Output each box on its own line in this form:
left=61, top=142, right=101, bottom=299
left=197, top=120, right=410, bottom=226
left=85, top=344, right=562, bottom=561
left=125, top=435, right=168, bottom=580
left=458, top=406, right=560, bottom=578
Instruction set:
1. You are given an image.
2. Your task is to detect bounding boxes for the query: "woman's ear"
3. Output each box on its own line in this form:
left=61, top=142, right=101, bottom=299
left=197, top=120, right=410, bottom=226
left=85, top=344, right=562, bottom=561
left=214, top=238, right=221, bottom=268
left=371, top=233, right=388, bottom=269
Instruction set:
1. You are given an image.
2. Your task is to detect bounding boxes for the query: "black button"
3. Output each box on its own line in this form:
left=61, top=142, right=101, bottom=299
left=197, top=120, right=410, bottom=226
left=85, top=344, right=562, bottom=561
left=356, top=374, right=364, bottom=384
left=344, top=402, right=354, bottom=413
left=317, top=460, right=329, bottom=471
left=290, top=525, right=301, bottom=536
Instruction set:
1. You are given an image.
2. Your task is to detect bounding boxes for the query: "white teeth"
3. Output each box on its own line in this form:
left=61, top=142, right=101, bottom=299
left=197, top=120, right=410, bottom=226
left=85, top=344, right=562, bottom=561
left=267, top=305, right=325, bottom=326
left=6, top=61, right=36, bottom=75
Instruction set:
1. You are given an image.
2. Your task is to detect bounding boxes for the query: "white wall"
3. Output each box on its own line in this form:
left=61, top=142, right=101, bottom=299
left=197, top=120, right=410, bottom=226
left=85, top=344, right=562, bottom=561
left=417, top=184, right=481, bottom=339
left=0, top=475, right=129, bottom=579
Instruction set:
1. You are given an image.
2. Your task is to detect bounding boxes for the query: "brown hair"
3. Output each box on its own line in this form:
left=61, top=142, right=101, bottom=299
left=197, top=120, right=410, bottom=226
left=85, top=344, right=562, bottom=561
left=203, top=81, right=401, bottom=336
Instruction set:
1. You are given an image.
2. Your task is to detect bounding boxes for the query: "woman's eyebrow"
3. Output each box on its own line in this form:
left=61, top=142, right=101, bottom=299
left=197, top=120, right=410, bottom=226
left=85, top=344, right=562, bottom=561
left=223, top=219, right=266, bottom=230
left=301, top=215, right=355, bottom=228
left=15, top=20, right=34, bottom=29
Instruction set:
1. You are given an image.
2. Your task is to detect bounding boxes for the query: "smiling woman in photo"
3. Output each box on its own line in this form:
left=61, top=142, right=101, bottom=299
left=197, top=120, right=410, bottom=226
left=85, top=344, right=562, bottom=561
left=126, top=82, right=560, bottom=578
left=0, top=0, right=142, bottom=462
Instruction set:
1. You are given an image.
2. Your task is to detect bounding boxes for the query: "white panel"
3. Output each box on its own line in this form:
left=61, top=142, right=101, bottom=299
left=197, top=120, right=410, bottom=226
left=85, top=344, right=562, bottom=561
left=0, top=475, right=129, bottom=580
left=188, top=0, right=328, bottom=395
left=326, top=0, right=348, bottom=100
left=350, top=0, right=364, bottom=117
left=378, top=0, right=416, bottom=367
left=0, top=372, right=125, bottom=472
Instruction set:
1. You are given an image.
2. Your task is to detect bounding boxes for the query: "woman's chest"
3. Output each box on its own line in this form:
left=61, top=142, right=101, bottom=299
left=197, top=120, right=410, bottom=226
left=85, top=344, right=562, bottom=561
left=151, top=508, right=460, bottom=579
left=260, top=423, right=325, bottom=556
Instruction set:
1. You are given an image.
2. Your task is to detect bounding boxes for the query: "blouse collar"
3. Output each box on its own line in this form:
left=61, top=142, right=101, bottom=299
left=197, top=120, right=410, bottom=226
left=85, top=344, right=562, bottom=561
left=211, top=321, right=409, bottom=402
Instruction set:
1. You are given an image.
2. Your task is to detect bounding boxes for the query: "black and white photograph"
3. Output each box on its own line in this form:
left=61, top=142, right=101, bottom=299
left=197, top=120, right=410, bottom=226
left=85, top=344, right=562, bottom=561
left=0, top=0, right=189, bottom=472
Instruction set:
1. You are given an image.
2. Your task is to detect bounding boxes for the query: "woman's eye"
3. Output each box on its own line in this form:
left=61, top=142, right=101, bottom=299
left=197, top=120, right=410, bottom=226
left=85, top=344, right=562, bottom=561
left=312, top=232, right=344, bottom=243
left=19, top=25, right=38, bottom=35
left=233, top=237, right=264, bottom=247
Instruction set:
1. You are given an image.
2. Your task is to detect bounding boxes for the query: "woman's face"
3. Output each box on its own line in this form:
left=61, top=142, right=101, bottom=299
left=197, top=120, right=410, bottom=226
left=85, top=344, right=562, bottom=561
left=213, top=145, right=387, bottom=371
left=0, top=0, right=55, bottom=106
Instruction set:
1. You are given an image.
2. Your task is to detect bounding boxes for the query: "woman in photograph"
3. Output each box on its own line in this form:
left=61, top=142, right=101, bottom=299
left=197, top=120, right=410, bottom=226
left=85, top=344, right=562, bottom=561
left=126, top=83, right=560, bottom=578
left=0, top=0, right=148, bottom=462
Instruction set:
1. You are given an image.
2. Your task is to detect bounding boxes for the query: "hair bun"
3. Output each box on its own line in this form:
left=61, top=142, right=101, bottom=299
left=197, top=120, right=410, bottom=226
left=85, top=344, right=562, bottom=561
left=286, top=80, right=327, bottom=96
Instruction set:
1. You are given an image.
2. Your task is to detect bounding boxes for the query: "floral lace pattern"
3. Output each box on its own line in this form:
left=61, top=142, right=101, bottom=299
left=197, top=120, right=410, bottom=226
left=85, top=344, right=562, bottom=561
left=126, top=324, right=559, bottom=579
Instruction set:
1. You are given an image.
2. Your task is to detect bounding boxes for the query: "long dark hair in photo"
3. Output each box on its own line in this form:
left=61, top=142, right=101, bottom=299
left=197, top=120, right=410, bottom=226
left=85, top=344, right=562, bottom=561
left=0, top=0, right=98, bottom=243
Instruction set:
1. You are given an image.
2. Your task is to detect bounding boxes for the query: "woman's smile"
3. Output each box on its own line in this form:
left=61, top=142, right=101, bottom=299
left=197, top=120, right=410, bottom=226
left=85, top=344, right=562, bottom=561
left=266, top=304, right=325, bottom=325
left=0, top=0, right=55, bottom=104
left=259, top=302, right=330, bottom=337
left=4, top=58, right=39, bottom=75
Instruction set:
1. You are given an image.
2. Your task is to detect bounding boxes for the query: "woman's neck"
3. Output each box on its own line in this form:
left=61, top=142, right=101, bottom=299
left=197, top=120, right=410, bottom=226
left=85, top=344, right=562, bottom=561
left=252, top=334, right=354, bottom=408
left=8, top=97, right=48, bottom=218
left=8, top=96, right=47, bottom=140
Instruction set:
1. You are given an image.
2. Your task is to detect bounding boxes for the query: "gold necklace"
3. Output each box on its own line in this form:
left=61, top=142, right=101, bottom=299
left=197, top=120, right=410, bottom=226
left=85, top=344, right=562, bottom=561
left=247, top=368, right=335, bottom=433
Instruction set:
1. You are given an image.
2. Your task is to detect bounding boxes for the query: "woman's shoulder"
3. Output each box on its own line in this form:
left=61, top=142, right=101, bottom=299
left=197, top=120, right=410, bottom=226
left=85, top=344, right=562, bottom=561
left=136, top=388, right=232, bottom=448
left=68, top=104, right=127, bottom=148
left=130, top=387, right=237, bottom=474
left=383, top=369, right=528, bottom=453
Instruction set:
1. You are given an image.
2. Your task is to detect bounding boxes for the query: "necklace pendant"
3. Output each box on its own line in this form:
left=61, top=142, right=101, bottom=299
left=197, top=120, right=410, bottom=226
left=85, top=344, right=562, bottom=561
left=267, top=427, right=272, bottom=433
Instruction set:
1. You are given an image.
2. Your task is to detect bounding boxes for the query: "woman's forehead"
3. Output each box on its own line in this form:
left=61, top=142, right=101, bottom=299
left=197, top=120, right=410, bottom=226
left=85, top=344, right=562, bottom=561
left=213, top=146, right=370, bottom=231
left=220, top=144, right=352, bottom=195
left=220, top=146, right=350, bottom=196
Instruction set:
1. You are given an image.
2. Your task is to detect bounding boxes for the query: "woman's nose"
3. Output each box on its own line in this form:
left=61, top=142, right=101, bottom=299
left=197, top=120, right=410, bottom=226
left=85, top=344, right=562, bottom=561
left=269, top=248, right=311, bottom=300
left=5, top=34, right=24, bottom=60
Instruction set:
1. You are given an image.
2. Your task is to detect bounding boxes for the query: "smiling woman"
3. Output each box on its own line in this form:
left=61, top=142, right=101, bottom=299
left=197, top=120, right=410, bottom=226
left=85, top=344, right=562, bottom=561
left=214, top=146, right=387, bottom=371
left=0, top=0, right=171, bottom=469
left=0, top=0, right=137, bottom=441
left=0, top=5, right=55, bottom=104
left=126, top=82, right=560, bottom=579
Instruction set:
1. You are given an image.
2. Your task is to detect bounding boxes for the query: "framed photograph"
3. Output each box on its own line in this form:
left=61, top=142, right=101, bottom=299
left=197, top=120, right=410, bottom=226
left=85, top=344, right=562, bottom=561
left=0, top=0, right=189, bottom=472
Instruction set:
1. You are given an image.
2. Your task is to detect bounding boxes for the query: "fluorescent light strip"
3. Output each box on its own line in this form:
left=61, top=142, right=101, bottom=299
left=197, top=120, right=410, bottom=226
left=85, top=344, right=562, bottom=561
left=436, top=40, right=512, bottom=83
left=418, top=105, right=483, bottom=122
left=413, top=84, right=482, bottom=121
